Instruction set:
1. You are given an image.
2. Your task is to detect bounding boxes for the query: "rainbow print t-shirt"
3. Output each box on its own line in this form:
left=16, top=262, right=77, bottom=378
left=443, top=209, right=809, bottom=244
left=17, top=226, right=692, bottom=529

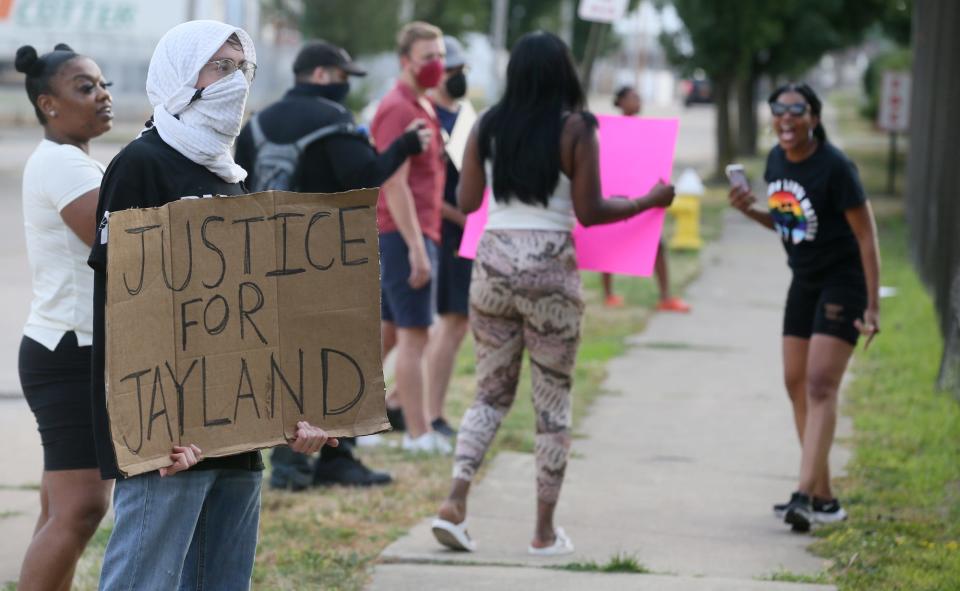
left=763, top=142, right=867, bottom=276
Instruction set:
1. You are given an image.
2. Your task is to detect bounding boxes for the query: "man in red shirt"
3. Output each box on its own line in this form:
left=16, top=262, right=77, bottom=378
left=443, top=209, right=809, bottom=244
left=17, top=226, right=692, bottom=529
left=372, top=21, right=449, bottom=454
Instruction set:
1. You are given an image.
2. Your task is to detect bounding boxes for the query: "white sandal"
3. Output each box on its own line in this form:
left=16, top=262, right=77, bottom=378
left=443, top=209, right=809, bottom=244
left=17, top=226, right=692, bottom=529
left=528, top=527, right=575, bottom=556
left=431, top=518, right=477, bottom=552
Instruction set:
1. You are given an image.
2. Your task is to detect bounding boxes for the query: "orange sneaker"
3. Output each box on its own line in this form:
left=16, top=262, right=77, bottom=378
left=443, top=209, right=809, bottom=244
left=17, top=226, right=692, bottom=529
left=604, top=294, right=625, bottom=308
left=657, top=297, right=691, bottom=313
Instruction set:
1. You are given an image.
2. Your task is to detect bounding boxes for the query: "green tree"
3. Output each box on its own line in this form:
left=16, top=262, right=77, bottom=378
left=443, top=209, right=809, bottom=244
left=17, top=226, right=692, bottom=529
left=658, top=0, right=746, bottom=176
left=297, top=0, right=490, bottom=57
left=660, top=0, right=892, bottom=172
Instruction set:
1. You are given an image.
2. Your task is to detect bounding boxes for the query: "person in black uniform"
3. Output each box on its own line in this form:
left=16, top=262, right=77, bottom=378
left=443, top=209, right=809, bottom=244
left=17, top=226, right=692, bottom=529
left=728, top=83, right=880, bottom=532
left=236, top=40, right=430, bottom=489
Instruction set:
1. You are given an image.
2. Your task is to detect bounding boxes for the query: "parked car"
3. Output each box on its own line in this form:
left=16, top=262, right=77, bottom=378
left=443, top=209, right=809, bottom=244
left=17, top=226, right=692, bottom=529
left=682, top=77, right=713, bottom=106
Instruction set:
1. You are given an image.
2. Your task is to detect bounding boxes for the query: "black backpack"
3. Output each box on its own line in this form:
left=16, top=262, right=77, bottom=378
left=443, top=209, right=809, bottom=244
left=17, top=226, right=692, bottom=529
left=247, top=114, right=356, bottom=192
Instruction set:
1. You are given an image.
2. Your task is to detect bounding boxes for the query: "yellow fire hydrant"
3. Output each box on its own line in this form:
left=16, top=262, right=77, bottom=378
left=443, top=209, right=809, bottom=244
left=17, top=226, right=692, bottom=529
left=668, top=168, right=704, bottom=251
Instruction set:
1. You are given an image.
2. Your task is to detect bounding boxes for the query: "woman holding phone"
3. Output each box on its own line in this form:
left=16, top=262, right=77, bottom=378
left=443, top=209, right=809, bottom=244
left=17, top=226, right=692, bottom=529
left=728, top=83, right=880, bottom=532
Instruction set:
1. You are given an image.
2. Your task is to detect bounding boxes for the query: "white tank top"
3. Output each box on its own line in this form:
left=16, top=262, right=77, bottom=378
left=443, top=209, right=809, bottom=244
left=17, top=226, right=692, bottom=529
left=484, top=160, right=575, bottom=232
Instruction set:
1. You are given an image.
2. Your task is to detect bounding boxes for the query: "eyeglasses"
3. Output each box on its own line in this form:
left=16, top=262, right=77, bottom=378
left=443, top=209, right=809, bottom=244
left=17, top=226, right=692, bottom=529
left=770, top=101, right=808, bottom=117
left=207, top=58, right=257, bottom=83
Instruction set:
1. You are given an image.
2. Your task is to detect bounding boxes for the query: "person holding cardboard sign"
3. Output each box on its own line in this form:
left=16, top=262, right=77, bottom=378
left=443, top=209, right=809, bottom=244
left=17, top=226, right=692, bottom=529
left=14, top=42, right=114, bottom=591
left=431, top=31, right=675, bottom=555
left=87, top=21, right=337, bottom=590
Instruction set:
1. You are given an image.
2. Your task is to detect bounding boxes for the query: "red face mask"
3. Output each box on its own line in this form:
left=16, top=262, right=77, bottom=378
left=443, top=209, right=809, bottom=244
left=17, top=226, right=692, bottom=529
left=415, top=59, right=444, bottom=89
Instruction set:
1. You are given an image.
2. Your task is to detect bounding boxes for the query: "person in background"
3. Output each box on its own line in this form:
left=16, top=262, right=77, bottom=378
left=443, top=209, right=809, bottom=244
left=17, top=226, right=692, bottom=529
left=424, top=35, right=472, bottom=441
left=729, top=83, right=880, bottom=532
left=89, top=22, right=337, bottom=589
left=236, top=40, right=430, bottom=489
left=432, top=32, right=675, bottom=555
left=601, top=85, right=690, bottom=313
left=14, top=42, right=114, bottom=591
left=372, top=21, right=451, bottom=454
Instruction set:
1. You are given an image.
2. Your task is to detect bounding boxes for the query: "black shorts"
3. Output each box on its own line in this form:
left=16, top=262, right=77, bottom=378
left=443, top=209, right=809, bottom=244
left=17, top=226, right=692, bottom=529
left=19, top=332, right=98, bottom=471
left=783, top=271, right=867, bottom=346
left=437, top=232, right=472, bottom=316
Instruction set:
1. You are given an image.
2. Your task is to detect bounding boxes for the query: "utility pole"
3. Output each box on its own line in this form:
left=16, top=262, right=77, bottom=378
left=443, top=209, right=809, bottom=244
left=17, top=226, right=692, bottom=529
left=559, top=0, right=575, bottom=46
left=398, top=0, right=415, bottom=24
left=490, top=0, right=510, bottom=95
left=579, top=22, right=607, bottom=89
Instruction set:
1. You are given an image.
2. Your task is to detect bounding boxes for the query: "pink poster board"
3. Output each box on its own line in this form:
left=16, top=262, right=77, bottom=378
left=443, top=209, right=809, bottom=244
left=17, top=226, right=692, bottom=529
left=458, top=115, right=679, bottom=277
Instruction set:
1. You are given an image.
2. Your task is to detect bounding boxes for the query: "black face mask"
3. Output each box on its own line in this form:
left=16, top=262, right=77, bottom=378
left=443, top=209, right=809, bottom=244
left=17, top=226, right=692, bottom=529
left=319, top=81, right=350, bottom=104
left=445, top=71, right=467, bottom=99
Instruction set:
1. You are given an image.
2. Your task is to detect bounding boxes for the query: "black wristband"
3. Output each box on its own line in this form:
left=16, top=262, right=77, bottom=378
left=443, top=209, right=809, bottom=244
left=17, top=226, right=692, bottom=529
left=400, top=129, right=424, bottom=156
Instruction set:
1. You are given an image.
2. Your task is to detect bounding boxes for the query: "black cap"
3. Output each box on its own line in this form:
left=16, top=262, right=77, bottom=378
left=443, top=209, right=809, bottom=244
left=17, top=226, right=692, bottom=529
left=293, top=41, right=367, bottom=77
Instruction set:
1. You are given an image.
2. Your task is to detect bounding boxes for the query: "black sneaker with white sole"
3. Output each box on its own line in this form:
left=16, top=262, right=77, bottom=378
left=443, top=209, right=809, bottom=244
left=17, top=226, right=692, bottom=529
left=431, top=417, right=457, bottom=438
left=774, top=496, right=848, bottom=523
left=784, top=491, right=814, bottom=532
left=773, top=498, right=790, bottom=520
left=812, top=497, right=848, bottom=523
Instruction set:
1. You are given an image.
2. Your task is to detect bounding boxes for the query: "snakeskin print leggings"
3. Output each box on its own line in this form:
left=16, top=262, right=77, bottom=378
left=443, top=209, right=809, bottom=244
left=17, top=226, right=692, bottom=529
left=453, top=230, right=583, bottom=505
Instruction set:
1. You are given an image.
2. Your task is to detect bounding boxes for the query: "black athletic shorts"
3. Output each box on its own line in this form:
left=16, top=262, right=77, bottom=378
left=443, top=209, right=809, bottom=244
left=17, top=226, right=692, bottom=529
left=436, top=232, right=472, bottom=316
left=783, top=269, right=867, bottom=346
left=19, top=332, right=98, bottom=471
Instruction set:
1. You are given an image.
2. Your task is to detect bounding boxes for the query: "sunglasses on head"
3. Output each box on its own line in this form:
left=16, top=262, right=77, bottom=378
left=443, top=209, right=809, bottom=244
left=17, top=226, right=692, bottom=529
left=770, top=101, right=808, bottom=117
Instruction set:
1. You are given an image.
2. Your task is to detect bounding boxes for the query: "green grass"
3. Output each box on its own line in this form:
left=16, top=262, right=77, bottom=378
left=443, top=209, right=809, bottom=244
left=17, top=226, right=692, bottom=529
left=555, top=552, right=651, bottom=574
left=763, top=568, right=831, bottom=584
left=805, top=214, right=960, bottom=591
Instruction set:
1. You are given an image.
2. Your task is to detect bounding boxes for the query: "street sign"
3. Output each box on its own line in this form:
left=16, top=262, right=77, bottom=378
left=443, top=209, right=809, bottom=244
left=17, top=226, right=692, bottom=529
left=578, top=0, right=629, bottom=23
left=878, top=71, right=911, bottom=133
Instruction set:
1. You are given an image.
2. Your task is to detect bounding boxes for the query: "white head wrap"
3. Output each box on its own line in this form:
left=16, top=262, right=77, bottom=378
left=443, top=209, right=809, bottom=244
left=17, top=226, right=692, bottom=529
left=146, top=20, right=256, bottom=183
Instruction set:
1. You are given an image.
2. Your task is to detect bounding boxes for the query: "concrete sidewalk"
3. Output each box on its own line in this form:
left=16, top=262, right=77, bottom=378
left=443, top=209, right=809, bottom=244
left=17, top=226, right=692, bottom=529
left=367, top=211, right=849, bottom=590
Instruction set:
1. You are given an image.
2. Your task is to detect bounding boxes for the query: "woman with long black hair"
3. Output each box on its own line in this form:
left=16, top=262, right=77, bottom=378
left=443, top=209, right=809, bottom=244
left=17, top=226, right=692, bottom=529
left=431, top=31, right=675, bottom=555
left=729, top=83, right=880, bottom=532
left=15, top=43, right=114, bottom=590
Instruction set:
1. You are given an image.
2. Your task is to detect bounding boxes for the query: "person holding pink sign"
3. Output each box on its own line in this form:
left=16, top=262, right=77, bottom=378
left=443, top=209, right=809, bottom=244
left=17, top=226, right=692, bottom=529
left=601, top=85, right=690, bottom=312
left=431, top=31, right=675, bottom=556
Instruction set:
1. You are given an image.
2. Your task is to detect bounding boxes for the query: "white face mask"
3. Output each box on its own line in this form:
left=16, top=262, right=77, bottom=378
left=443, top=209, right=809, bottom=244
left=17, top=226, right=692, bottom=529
left=180, top=70, right=250, bottom=138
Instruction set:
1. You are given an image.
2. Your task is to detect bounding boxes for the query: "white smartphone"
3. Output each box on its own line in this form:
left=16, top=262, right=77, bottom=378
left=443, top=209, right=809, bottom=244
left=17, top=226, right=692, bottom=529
left=725, top=164, right=749, bottom=191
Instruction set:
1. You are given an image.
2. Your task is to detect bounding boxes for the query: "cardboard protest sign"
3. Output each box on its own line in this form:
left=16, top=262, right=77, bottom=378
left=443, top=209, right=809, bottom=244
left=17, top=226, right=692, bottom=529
left=105, top=189, right=388, bottom=477
left=445, top=100, right=478, bottom=171
left=459, top=116, right=679, bottom=277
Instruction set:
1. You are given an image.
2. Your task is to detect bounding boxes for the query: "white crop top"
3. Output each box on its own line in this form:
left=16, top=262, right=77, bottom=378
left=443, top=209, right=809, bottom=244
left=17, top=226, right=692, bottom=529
left=484, top=161, right=575, bottom=232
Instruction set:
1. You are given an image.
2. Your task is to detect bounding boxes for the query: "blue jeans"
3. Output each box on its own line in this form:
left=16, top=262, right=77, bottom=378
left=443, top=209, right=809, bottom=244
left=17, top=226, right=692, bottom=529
left=99, top=469, right=262, bottom=591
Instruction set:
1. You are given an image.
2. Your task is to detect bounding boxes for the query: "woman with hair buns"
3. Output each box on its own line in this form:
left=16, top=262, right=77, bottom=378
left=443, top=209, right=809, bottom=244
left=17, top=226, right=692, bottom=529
left=14, top=43, right=114, bottom=590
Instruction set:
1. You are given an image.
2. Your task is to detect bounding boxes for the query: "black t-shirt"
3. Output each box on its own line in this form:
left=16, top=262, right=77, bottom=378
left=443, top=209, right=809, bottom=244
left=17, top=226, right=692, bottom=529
left=88, top=128, right=263, bottom=480
left=434, top=103, right=463, bottom=249
left=763, top=141, right=867, bottom=278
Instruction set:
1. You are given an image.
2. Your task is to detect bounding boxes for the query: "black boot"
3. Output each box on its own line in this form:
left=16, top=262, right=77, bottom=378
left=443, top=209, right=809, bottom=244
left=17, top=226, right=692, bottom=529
left=269, top=446, right=313, bottom=492
left=313, top=441, right=392, bottom=487
left=386, top=406, right=406, bottom=432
